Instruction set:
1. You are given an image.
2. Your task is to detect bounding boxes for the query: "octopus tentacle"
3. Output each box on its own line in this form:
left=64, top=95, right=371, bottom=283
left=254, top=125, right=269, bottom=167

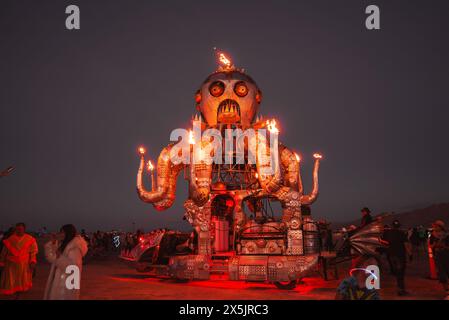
left=299, top=155, right=321, bottom=205
left=136, top=144, right=183, bottom=210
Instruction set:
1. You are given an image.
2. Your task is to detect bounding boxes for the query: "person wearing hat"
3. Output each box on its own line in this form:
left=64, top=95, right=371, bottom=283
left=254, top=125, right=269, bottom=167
left=381, top=219, right=412, bottom=296
left=429, top=220, right=449, bottom=299
left=360, top=207, right=373, bottom=228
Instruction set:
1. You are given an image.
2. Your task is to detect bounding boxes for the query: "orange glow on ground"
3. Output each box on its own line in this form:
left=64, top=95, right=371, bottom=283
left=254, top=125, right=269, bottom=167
left=109, top=273, right=330, bottom=295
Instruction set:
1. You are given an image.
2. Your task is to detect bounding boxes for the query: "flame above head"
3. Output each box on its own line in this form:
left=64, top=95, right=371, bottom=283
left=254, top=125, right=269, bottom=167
left=147, top=160, right=154, bottom=171
left=218, top=52, right=232, bottom=68
left=266, top=119, right=279, bottom=134
left=313, top=153, right=323, bottom=159
left=138, top=146, right=146, bottom=155
left=189, top=130, right=195, bottom=145
left=294, top=153, right=301, bottom=162
left=214, top=48, right=233, bottom=70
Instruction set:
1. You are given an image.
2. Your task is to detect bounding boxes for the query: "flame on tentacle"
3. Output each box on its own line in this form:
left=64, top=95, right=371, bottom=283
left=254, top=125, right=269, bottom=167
left=147, top=160, right=154, bottom=172
left=266, top=119, right=279, bottom=134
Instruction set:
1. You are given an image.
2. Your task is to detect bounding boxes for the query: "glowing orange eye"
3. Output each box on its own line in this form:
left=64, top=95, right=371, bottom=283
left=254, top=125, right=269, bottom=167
left=209, top=81, right=225, bottom=97
left=234, top=81, right=248, bottom=97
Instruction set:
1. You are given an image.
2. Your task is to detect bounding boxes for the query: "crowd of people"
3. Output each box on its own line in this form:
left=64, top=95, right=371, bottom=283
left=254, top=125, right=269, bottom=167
left=335, top=207, right=449, bottom=300
left=71, top=229, right=144, bottom=260
left=0, top=223, right=85, bottom=299
left=1, top=209, right=448, bottom=300
left=0, top=223, right=144, bottom=300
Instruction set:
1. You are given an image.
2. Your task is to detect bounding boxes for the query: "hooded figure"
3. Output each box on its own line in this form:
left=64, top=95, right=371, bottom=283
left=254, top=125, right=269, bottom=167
left=44, top=226, right=88, bottom=300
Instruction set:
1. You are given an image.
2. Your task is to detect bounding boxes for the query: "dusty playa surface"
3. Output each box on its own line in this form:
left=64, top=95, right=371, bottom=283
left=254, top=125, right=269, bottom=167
left=1, top=250, right=445, bottom=300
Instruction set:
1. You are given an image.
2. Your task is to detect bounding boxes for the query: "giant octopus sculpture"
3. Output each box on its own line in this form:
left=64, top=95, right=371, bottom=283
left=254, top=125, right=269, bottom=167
left=135, top=53, right=326, bottom=288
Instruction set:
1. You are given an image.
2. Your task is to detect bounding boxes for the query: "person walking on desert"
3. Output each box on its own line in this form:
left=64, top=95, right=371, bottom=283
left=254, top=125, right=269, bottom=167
left=381, top=220, right=412, bottom=296
left=44, top=224, right=88, bottom=300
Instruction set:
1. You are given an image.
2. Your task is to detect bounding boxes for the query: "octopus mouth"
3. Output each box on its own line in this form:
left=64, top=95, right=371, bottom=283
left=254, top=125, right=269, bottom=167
left=217, top=99, right=241, bottom=124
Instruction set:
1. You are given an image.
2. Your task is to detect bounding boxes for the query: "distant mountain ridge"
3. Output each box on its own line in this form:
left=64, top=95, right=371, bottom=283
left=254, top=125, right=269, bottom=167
left=332, top=203, right=449, bottom=229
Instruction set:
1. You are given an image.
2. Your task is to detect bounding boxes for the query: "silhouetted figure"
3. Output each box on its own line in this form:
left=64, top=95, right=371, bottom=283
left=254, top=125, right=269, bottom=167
left=381, top=220, right=411, bottom=296
left=360, top=207, right=373, bottom=228
left=429, top=220, right=449, bottom=300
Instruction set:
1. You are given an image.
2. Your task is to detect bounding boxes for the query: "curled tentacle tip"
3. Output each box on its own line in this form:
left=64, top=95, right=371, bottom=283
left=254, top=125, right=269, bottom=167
left=313, top=153, right=323, bottom=159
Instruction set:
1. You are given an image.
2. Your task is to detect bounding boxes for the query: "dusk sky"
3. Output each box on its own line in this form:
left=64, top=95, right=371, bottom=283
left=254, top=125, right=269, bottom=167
left=1, top=0, right=448, bottom=232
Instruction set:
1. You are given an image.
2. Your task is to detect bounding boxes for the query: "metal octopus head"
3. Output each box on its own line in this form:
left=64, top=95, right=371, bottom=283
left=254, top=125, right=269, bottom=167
left=195, top=52, right=262, bottom=129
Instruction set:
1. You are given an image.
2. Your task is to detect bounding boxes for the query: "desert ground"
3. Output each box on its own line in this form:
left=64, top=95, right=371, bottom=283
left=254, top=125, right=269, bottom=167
left=1, top=247, right=446, bottom=300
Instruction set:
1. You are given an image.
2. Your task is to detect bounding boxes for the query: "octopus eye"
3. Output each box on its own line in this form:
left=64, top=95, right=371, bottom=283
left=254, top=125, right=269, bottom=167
left=209, top=81, right=225, bottom=97
left=234, top=81, right=248, bottom=97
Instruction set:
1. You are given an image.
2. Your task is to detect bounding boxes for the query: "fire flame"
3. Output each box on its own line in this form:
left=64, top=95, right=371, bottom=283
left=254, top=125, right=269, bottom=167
left=294, top=153, right=301, bottom=162
left=266, top=119, right=279, bottom=134
left=138, top=146, right=146, bottom=155
left=313, top=153, right=323, bottom=159
left=147, top=160, right=154, bottom=171
left=218, top=52, right=232, bottom=68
